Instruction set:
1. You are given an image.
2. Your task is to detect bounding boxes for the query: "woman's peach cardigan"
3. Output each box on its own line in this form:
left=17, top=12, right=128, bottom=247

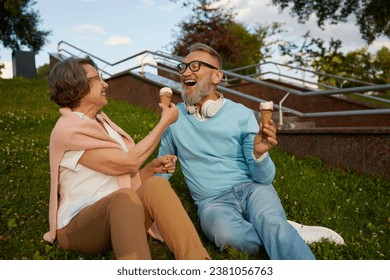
left=43, top=107, right=144, bottom=243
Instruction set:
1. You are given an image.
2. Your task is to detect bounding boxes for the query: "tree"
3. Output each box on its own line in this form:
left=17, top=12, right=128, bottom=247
left=0, top=62, right=4, bottom=77
left=278, top=31, right=344, bottom=83
left=0, top=0, right=51, bottom=53
left=271, top=0, right=390, bottom=44
left=373, top=47, right=390, bottom=84
left=36, top=63, right=50, bottom=79
left=170, top=0, right=285, bottom=76
left=170, top=0, right=239, bottom=68
left=279, top=32, right=390, bottom=91
left=331, top=47, right=390, bottom=95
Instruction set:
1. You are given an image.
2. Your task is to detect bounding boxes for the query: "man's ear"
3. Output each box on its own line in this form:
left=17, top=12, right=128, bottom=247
left=212, top=70, right=223, bottom=85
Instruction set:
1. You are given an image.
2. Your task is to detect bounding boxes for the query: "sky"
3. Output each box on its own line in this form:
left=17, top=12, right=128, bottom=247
left=1, top=0, right=389, bottom=78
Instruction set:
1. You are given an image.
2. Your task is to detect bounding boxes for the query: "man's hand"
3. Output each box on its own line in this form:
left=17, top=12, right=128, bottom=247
left=253, top=119, right=278, bottom=158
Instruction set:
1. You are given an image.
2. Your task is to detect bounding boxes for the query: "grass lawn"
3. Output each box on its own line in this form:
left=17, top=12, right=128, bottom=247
left=0, top=77, right=388, bottom=260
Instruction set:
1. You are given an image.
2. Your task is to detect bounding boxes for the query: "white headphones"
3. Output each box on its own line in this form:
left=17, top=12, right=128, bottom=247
left=186, top=91, right=224, bottom=118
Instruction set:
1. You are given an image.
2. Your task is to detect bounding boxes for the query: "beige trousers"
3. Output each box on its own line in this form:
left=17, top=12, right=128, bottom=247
left=57, top=176, right=210, bottom=260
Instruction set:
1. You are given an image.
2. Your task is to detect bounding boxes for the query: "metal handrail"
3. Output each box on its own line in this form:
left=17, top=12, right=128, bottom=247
left=228, top=61, right=375, bottom=86
left=224, top=69, right=390, bottom=97
left=57, top=41, right=182, bottom=76
left=139, top=62, right=390, bottom=117
left=225, top=60, right=390, bottom=103
left=56, top=41, right=390, bottom=120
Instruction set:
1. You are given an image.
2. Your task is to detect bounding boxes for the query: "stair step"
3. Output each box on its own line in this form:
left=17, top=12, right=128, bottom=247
left=283, top=121, right=316, bottom=129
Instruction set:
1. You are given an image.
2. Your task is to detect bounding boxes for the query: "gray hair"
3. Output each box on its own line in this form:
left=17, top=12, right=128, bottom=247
left=189, top=43, right=223, bottom=69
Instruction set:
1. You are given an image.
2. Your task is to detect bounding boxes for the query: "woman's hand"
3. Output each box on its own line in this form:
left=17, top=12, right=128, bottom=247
left=148, top=155, right=177, bottom=174
left=139, top=155, right=177, bottom=182
left=253, top=119, right=278, bottom=158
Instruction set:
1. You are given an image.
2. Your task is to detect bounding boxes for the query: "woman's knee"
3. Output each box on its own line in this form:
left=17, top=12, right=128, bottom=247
left=139, top=176, right=173, bottom=198
left=108, top=188, right=143, bottom=214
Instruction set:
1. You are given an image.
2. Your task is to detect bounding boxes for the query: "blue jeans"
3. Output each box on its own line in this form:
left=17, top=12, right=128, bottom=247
left=197, top=182, right=315, bottom=260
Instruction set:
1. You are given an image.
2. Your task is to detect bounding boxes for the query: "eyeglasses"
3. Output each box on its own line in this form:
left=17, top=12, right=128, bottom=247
left=177, top=60, right=219, bottom=74
left=87, top=73, right=104, bottom=83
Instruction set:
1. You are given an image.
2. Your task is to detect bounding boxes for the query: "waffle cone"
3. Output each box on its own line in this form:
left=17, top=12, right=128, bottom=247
left=261, top=110, right=272, bottom=125
left=160, top=94, right=172, bottom=107
left=261, top=110, right=273, bottom=138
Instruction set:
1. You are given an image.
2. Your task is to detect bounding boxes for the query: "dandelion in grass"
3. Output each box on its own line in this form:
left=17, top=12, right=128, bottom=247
left=377, top=252, right=384, bottom=257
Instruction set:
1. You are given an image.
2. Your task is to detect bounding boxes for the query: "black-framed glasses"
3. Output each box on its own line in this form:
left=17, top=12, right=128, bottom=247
left=177, top=60, right=219, bottom=74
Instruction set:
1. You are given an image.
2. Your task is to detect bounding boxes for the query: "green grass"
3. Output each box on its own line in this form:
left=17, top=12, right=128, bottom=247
left=0, top=77, right=389, bottom=260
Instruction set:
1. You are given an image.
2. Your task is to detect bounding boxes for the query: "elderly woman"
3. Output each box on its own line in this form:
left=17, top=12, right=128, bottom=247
left=44, top=57, right=210, bottom=260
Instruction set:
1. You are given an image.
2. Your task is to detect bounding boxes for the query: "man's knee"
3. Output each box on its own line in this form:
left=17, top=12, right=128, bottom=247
left=200, top=208, right=260, bottom=253
left=202, top=224, right=258, bottom=253
left=200, top=209, right=235, bottom=248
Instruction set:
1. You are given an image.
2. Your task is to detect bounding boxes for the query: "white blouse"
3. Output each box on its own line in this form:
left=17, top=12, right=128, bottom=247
left=57, top=112, right=128, bottom=229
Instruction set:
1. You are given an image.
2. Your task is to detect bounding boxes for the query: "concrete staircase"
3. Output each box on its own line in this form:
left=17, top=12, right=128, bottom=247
left=278, top=116, right=316, bottom=129
left=255, top=111, right=316, bottom=129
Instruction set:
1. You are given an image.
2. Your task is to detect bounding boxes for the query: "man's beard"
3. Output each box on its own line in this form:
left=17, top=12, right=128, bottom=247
left=181, top=77, right=213, bottom=106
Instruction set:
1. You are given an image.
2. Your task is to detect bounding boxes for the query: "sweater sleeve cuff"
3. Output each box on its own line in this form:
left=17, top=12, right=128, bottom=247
left=252, top=151, right=269, bottom=163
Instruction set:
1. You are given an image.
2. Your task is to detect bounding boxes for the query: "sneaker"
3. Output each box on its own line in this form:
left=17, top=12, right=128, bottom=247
left=288, top=220, right=345, bottom=245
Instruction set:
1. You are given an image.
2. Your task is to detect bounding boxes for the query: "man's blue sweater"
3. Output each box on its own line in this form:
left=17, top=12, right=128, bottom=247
left=158, top=99, right=276, bottom=206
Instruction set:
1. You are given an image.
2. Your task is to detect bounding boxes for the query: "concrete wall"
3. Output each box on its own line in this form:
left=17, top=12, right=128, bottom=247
left=277, top=127, right=390, bottom=181
left=105, top=73, right=182, bottom=111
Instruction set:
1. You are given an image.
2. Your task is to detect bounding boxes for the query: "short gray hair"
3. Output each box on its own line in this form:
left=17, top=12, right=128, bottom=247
left=189, top=43, right=222, bottom=69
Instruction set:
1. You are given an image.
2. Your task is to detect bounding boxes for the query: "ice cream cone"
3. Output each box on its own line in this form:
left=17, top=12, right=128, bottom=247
left=259, top=101, right=274, bottom=139
left=159, top=87, right=173, bottom=107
